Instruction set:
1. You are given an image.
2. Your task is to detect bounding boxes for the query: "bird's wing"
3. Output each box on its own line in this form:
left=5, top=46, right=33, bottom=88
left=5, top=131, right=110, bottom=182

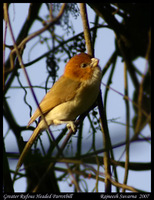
left=28, top=76, right=81, bottom=126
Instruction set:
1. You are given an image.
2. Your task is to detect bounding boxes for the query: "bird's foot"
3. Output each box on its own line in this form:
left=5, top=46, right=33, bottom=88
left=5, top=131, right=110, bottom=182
left=66, top=121, right=76, bottom=132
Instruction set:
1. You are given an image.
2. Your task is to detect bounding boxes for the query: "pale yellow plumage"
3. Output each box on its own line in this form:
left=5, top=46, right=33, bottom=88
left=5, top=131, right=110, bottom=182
left=28, top=76, right=81, bottom=126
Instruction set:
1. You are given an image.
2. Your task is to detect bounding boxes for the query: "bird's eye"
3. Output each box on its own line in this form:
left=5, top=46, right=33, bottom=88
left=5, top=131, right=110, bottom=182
left=80, top=63, right=88, bottom=68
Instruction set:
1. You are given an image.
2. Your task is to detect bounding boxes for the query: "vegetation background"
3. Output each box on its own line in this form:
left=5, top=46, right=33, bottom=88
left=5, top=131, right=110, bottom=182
left=3, top=3, right=151, bottom=192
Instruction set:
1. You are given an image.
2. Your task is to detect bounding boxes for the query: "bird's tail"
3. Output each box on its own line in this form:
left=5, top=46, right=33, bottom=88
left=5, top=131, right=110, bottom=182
left=13, top=125, right=41, bottom=182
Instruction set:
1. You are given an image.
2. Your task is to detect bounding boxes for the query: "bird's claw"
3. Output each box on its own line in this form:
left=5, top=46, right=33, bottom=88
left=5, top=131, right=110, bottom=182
left=67, top=122, right=76, bottom=132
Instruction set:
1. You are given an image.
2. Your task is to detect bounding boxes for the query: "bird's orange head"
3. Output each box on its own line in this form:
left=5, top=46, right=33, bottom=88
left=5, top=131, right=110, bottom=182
left=64, top=53, right=99, bottom=81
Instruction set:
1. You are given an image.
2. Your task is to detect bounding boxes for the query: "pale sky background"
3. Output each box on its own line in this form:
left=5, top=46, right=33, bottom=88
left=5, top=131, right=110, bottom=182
left=3, top=3, right=151, bottom=192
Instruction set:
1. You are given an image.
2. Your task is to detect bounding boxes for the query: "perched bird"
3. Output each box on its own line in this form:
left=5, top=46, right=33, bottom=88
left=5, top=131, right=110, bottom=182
left=16, top=53, right=101, bottom=171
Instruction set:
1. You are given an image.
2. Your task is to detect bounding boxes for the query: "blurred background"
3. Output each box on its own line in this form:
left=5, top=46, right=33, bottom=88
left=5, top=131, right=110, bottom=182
left=3, top=3, right=151, bottom=192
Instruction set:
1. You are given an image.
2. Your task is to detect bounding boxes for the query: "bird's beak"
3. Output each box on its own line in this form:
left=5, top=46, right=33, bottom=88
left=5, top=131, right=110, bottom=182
left=90, top=58, right=99, bottom=68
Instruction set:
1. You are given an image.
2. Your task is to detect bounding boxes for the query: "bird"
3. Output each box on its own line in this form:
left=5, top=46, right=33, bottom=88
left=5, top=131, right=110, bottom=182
left=15, top=53, right=102, bottom=171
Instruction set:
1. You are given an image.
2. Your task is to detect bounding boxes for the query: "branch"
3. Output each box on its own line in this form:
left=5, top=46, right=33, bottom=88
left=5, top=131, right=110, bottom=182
left=80, top=3, right=112, bottom=192
left=79, top=3, right=93, bottom=56
left=4, top=3, right=66, bottom=74
left=122, top=62, right=130, bottom=192
left=98, top=93, right=111, bottom=192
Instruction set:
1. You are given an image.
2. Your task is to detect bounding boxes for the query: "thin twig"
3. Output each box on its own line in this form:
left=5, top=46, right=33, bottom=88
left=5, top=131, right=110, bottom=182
left=133, top=30, right=151, bottom=140
left=122, top=62, right=130, bottom=192
left=32, top=128, right=80, bottom=192
left=95, top=156, right=100, bottom=192
left=80, top=3, right=112, bottom=192
left=102, top=54, right=119, bottom=192
left=102, top=82, right=150, bottom=120
left=5, top=3, right=66, bottom=73
left=3, top=5, right=8, bottom=90
left=79, top=3, right=93, bottom=56
left=98, top=93, right=111, bottom=192
left=109, top=177, right=138, bottom=192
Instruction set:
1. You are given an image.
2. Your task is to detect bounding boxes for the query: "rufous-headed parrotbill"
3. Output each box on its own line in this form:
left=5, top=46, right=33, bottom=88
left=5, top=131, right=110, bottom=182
left=16, top=53, right=102, bottom=171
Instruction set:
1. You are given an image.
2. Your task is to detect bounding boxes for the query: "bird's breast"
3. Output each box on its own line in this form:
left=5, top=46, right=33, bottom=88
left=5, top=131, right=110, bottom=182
left=44, top=66, right=101, bottom=123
